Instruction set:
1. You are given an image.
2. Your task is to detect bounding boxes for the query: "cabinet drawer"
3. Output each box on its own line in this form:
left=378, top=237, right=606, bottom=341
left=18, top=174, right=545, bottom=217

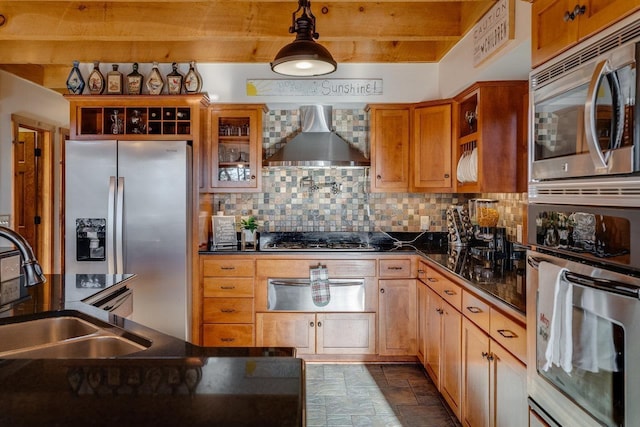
left=203, top=324, right=254, bottom=347
left=429, top=270, right=461, bottom=311
left=462, top=291, right=490, bottom=333
left=490, top=309, right=526, bottom=363
left=203, top=298, right=254, bottom=323
left=202, top=259, right=255, bottom=277
left=203, top=277, right=254, bottom=297
left=379, top=259, right=412, bottom=278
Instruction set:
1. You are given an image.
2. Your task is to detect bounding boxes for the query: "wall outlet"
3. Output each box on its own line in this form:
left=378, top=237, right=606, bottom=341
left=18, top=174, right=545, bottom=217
left=420, top=216, right=430, bottom=231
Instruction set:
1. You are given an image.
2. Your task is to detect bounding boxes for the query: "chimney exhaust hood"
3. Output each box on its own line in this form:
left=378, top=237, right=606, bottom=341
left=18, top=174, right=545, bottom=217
left=264, top=105, right=370, bottom=167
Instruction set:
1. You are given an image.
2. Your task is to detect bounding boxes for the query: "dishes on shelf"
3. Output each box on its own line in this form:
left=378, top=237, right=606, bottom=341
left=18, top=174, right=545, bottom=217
left=456, top=147, right=477, bottom=183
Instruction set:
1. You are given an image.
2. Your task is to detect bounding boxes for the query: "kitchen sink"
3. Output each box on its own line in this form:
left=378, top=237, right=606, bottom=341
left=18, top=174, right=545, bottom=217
left=0, top=314, right=151, bottom=358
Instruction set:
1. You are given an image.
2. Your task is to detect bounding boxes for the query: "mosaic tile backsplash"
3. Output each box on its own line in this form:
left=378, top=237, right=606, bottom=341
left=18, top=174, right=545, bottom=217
left=200, top=108, right=528, bottom=242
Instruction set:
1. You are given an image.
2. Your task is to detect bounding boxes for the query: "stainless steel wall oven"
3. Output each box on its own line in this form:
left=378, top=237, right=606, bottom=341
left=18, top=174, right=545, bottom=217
left=527, top=203, right=640, bottom=427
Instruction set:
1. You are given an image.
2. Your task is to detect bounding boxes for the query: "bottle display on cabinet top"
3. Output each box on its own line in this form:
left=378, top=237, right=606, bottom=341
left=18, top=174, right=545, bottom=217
left=166, top=62, right=184, bottom=95
left=126, top=63, right=144, bottom=95
left=146, top=62, right=165, bottom=95
left=87, top=61, right=105, bottom=95
left=184, top=61, right=202, bottom=94
left=66, top=60, right=85, bottom=95
left=106, top=64, right=123, bottom=95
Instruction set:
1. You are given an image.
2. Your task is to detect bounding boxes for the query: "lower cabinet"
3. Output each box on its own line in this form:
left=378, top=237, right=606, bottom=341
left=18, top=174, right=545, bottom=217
left=461, top=317, right=527, bottom=427
left=416, top=280, right=428, bottom=364
left=255, top=312, right=376, bottom=355
left=378, top=279, right=417, bottom=356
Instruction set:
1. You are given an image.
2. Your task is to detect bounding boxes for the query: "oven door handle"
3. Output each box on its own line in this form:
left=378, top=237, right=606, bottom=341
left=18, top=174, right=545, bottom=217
left=528, top=255, right=640, bottom=298
left=269, top=279, right=364, bottom=287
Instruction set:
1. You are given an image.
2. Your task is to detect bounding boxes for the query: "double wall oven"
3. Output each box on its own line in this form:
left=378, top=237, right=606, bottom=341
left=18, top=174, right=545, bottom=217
left=528, top=12, right=640, bottom=427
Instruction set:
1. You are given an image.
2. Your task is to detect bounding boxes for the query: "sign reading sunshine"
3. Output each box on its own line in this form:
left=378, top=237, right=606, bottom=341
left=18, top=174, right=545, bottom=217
left=246, top=79, right=383, bottom=96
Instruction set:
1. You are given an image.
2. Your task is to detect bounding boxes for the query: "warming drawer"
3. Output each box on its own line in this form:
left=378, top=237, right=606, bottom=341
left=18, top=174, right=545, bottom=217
left=267, top=278, right=365, bottom=312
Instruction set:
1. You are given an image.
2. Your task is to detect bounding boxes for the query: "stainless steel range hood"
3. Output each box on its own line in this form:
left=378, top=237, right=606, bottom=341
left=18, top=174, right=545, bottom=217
left=264, top=105, right=370, bottom=167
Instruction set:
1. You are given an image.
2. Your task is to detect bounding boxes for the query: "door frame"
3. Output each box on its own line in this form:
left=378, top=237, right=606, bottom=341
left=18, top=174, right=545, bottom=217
left=11, top=114, right=56, bottom=274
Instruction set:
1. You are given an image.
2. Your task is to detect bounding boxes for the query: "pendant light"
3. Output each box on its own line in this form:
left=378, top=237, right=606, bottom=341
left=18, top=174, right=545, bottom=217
left=271, top=0, right=337, bottom=76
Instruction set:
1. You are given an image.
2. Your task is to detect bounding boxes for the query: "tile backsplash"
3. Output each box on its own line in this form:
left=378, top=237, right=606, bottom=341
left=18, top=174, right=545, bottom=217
left=201, top=107, right=528, bottom=242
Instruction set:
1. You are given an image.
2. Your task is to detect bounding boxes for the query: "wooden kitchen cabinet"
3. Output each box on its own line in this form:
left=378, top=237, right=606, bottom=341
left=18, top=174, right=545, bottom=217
left=453, top=81, right=528, bottom=193
left=206, top=104, right=266, bottom=192
left=378, top=278, right=417, bottom=356
left=367, top=104, right=411, bottom=192
left=201, top=256, right=255, bottom=347
left=417, top=279, right=428, bottom=365
left=255, top=312, right=376, bottom=355
left=461, top=317, right=527, bottom=427
left=411, top=101, right=453, bottom=192
left=532, top=0, right=640, bottom=67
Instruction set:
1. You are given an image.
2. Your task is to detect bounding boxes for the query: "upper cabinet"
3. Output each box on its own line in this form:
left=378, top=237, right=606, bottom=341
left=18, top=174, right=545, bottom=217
left=453, top=81, right=528, bottom=193
left=532, top=0, right=640, bottom=67
left=66, top=94, right=208, bottom=140
left=206, top=104, right=266, bottom=193
left=367, top=104, right=411, bottom=192
left=411, top=101, right=453, bottom=192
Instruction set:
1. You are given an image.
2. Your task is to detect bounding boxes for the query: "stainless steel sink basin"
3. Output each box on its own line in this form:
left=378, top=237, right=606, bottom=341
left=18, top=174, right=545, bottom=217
left=0, top=314, right=151, bottom=358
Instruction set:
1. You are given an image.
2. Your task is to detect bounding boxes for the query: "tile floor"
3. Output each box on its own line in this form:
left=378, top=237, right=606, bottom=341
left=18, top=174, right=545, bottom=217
left=305, top=363, right=463, bottom=427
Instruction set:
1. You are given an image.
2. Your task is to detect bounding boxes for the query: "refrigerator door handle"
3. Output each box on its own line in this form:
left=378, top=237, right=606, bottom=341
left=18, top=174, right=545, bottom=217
left=116, top=177, right=125, bottom=274
left=107, top=176, right=116, bottom=274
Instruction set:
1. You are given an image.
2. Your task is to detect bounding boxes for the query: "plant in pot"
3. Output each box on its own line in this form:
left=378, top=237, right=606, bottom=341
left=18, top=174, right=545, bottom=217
left=240, top=216, right=258, bottom=250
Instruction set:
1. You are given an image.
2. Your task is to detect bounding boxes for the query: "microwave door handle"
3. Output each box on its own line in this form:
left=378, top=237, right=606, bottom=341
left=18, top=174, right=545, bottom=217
left=584, top=59, right=621, bottom=171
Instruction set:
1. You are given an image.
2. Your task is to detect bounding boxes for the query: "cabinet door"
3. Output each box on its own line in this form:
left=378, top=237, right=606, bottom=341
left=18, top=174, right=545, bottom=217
left=412, top=103, right=452, bottom=191
left=462, top=318, right=490, bottom=427
left=370, top=106, right=410, bottom=192
left=490, top=341, right=528, bottom=427
left=316, top=313, right=376, bottom=354
left=532, top=0, right=578, bottom=66
left=577, top=0, right=640, bottom=41
left=378, top=279, right=417, bottom=355
left=425, top=285, right=443, bottom=387
left=209, top=108, right=262, bottom=192
left=441, top=300, right=462, bottom=419
left=417, top=281, right=428, bottom=365
left=255, top=312, right=316, bottom=354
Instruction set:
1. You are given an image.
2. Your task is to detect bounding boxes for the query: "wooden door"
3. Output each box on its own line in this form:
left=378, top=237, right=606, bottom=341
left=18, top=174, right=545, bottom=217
left=378, top=279, right=417, bottom=355
left=255, top=312, right=316, bottom=354
left=417, top=281, right=428, bottom=365
left=490, top=341, right=528, bottom=427
left=13, top=128, right=40, bottom=251
left=462, top=318, right=490, bottom=427
left=316, top=313, right=376, bottom=354
left=441, top=300, right=462, bottom=418
left=412, top=103, right=452, bottom=191
left=425, top=285, right=443, bottom=387
left=369, top=106, right=410, bottom=192
left=578, top=0, right=640, bottom=41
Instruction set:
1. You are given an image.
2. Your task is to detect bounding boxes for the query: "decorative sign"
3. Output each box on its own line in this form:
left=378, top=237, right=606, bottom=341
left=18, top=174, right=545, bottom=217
left=246, top=79, right=383, bottom=96
left=211, top=215, right=237, bottom=250
left=473, top=0, right=515, bottom=66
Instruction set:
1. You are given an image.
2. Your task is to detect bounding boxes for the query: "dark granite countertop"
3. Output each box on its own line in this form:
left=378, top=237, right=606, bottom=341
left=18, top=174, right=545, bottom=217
left=0, top=273, right=302, bottom=426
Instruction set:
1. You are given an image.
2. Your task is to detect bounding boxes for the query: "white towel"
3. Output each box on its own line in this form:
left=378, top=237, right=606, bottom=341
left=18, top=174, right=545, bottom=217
left=538, top=261, right=573, bottom=373
left=573, top=288, right=618, bottom=373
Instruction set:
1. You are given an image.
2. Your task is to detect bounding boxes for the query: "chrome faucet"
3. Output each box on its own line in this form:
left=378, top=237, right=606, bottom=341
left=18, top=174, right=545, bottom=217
left=0, top=226, right=46, bottom=286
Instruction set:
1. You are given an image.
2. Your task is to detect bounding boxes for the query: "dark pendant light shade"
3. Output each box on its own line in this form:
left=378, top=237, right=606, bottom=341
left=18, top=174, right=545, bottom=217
left=271, top=0, right=337, bottom=76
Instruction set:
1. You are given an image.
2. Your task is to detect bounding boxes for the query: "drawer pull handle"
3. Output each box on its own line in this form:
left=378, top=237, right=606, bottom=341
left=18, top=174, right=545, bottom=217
left=221, top=309, right=236, bottom=313
left=387, top=266, right=403, bottom=270
left=418, top=269, right=425, bottom=274
left=317, top=321, right=322, bottom=327
left=497, top=329, right=518, bottom=339
left=436, top=308, right=444, bottom=315
left=428, top=277, right=437, bottom=282
left=481, top=351, right=489, bottom=359
left=220, top=266, right=236, bottom=270
left=310, top=321, right=315, bottom=327
left=220, top=338, right=235, bottom=342
left=220, top=286, right=236, bottom=290
left=380, top=288, right=385, bottom=294
left=444, top=289, right=456, bottom=296
left=466, top=306, right=482, bottom=314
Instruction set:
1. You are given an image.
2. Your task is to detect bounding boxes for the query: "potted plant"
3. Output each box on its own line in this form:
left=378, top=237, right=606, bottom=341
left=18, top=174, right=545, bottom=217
left=240, top=216, right=258, bottom=250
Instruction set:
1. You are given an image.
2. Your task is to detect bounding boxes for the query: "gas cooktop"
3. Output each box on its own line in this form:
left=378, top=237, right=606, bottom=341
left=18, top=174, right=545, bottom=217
left=259, top=232, right=378, bottom=252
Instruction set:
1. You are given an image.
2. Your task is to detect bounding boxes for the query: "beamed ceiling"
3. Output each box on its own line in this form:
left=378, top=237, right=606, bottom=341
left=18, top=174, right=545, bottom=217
left=0, top=0, right=498, bottom=93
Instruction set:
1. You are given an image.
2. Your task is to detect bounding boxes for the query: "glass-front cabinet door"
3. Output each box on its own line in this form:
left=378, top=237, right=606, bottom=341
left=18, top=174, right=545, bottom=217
left=209, top=106, right=263, bottom=192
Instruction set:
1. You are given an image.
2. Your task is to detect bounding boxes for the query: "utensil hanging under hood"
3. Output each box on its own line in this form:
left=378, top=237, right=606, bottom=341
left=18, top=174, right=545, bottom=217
left=264, top=105, right=370, bottom=167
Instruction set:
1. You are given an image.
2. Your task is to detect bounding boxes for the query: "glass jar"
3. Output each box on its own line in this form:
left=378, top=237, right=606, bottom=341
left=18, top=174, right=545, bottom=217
left=476, top=199, right=499, bottom=228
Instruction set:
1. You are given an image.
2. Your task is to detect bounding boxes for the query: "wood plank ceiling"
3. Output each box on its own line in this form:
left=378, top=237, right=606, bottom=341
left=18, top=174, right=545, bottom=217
left=0, top=0, right=496, bottom=92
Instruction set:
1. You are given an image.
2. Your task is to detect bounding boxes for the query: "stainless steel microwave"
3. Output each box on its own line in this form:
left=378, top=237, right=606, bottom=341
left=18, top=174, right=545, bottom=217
left=529, top=15, right=640, bottom=207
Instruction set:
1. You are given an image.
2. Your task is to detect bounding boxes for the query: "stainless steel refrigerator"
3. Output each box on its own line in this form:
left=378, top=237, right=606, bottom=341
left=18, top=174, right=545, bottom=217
left=65, top=139, right=192, bottom=341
